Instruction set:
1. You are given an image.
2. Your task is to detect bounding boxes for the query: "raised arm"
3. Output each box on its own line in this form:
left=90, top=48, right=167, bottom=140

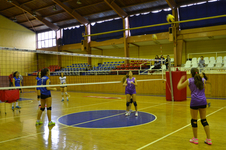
left=123, top=79, right=127, bottom=86
left=177, top=75, right=189, bottom=90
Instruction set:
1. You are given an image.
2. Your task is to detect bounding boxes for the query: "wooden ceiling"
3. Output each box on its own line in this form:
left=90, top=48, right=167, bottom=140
left=0, top=0, right=206, bottom=33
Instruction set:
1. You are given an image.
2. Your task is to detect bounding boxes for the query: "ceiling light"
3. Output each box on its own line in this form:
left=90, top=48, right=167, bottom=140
left=77, top=0, right=82, bottom=4
left=12, top=17, right=17, bottom=22
left=32, top=11, right=37, bottom=17
left=53, top=5, right=57, bottom=11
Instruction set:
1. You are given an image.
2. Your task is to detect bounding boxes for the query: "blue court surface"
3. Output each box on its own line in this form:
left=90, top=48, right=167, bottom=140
left=58, top=110, right=156, bottom=128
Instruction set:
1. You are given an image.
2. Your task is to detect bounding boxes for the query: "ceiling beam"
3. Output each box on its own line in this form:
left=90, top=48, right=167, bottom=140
left=165, top=0, right=176, bottom=9
left=14, top=0, right=166, bottom=24
left=13, top=1, right=104, bottom=18
left=129, top=43, right=140, bottom=47
left=29, top=4, right=171, bottom=30
left=104, top=0, right=127, bottom=18
left=29, top=24, right=47, bottom=29
left=52, top=0, right=89, bottom=24
left=0, top=6, right=14, bottom=12
left=34, top=0, right=71, bottom=12
left=18, top=11, right=66, bottom=24
left=92, top=47, right=103, bottom=51
left=8, top=0, right=59, bottom=31
left=0, top=0, right=35, bottom=12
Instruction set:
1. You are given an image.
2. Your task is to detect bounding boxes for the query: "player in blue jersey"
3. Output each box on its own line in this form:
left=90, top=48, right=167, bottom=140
left=12, top=71, right=22, bottom=109
left=36, top=68, right=57, bottom=126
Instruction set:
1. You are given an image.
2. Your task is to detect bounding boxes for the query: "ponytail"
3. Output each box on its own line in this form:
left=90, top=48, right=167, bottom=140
left=194, top=74, right=204, bottom=90
left=13, top=71, right=18, bottom=77
left=122, top=73, right=129, bottom=84
left=202, top=72, right=208, bottom=81
left=191, top=68, right=204, bottom=90
left=41, top=68, right=49, bottom=77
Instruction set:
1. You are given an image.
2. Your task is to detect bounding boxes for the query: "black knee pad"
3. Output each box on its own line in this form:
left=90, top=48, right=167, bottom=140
left=126, top=102, right=130, bottom=107
left=191, top=119, right=197, bottom=128
left=37, top=95, right=41, bottom=99
left=130, top=98, right=133, bottom=103
left=47, top=107, right=52, bottom=110
left=133, top=101, right=137, bottom=107
left=40, top=107, right=45, bottom=111
left=201, top=119, right=209, bottom=127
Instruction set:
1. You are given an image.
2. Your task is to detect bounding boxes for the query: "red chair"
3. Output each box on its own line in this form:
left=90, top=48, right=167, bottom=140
left=129, top=66, right=134, bottom=69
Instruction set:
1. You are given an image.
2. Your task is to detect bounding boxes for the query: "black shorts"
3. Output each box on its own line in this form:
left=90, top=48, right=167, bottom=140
left=60, top=86, right=67, bottom=88
left=190, top=105, right=207, bottom=110
left=41, top=94, right=51, bottom=99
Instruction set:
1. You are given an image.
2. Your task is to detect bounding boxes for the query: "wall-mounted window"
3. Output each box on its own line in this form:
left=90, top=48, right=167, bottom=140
left=37, top=31, right=56, bottom=48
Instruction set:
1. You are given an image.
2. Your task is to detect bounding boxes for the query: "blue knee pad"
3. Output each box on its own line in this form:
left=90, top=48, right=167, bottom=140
left=133, top=101, right=137, bottom=107
left=47, top=107, right=52, bottom=110
left=40, top=107, right=45, bottom=111
left=126, top=102, right=130, bottom=107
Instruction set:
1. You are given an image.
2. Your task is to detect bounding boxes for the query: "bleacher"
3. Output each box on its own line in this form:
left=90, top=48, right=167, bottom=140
left=29, top=65, right=61, bottom=76
left=28, top=60, right=153, bottom=76
left=53, top=61, right=125, bottom=76
left=184, top=56, right=226, bottom=69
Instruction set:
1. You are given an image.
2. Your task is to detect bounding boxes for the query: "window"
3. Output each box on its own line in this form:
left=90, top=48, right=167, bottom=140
left=37, top=31, right=56, bottom=48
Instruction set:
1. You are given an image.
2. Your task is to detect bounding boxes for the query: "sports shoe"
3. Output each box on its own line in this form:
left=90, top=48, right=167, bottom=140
left=38, top=104, right=41, bottom=108
left=67, top=98, right=69, bottom=101
left=125, top=111, right=131, bottom=116
left=15, top=106, right=21, bottom=109
left=12, top=106, right=14, bottom=110
left=36, top=121, right=43, bottom=126
left=135, top=111, right=138, bottom=117
left=208, top=102, right=211, bottom=108
left=129, top=109, right=134, bottom=113
left=204, top=139, right=212, bottom=145
left=48, top=121, right=55, bottom=126
left=61, top=99, right=64, bottom=102
left=190, top=137, right=198, bottom=144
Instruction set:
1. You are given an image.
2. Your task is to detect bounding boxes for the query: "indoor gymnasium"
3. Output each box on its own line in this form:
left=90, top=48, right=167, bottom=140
left=0, top=0, right=226, bottom=149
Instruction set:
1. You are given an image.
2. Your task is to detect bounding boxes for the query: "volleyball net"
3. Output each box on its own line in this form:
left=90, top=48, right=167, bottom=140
left=0, top=47, right=170, bottom=99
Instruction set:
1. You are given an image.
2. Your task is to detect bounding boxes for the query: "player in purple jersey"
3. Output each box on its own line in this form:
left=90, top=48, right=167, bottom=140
left=123, top=71, right=138, bottom=117
left=177, top=68, right=212, bottom=145
left=122, top=73, right=134, bottom=114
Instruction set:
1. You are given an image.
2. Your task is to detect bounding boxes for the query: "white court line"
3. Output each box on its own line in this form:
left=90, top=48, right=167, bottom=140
left=0, top=99, right=120, bottom=121
left=136, top=106, right=226, bottom=150
left=0, top=102, right=168, bottom=144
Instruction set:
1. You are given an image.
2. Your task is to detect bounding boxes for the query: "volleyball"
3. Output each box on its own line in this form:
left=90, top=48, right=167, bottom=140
left=166, top=14, right=175, bottom=23
left=152, top=34, right=157, bottom=40
left=152, top=34, right=157, bottom=41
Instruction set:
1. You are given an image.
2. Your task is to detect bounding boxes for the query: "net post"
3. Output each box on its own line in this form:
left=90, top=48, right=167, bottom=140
left=168, top=56, right=174, bottom=102
left=161, top=58, right=163, bottom=80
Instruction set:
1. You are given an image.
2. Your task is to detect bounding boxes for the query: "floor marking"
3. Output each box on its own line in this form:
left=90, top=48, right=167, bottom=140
left=57, top=102, right=167, bottom=128
left=0, top=99, right=120, bottom=121
left=0, top=102, right=167, bottom=144
left=136, top=106, right=225, bottom=150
